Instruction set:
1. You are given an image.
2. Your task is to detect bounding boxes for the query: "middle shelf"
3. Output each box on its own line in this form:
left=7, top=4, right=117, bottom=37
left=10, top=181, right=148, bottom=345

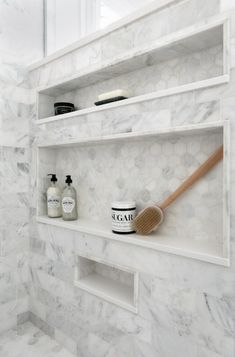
left=36, top=121, right=230, bottom=266
left=37, top=215, right=228, bottom=266
left=36, top=76, right=228, bottom=125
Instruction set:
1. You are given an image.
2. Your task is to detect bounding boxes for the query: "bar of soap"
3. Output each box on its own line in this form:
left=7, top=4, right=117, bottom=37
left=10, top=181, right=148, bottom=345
left=98, top=89, right=130, bottom=101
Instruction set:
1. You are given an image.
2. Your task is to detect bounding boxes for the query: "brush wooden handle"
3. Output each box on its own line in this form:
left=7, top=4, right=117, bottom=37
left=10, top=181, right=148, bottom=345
left=160, top=145, right=223, bottom=210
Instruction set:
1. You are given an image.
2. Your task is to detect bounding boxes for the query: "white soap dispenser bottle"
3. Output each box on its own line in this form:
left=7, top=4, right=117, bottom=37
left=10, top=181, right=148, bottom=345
left=62, top=175, right=78, bottom=221
left=47, top=174, right=62, bottom=218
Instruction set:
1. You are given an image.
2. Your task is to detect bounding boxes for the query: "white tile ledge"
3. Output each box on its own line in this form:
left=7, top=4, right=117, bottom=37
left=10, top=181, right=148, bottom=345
left=74, top=252, right=138, bottom=312
left=36, top=75, right=229, bottom=125
left=75, top=273, right=137, bottom=313
left=37, top=121, right=225, bottom=148
left=37, top=216, right=230, bottom=267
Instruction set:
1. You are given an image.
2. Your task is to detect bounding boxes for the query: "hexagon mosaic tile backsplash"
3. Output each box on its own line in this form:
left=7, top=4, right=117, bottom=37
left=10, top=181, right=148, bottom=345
left=44, top=131, right=223, bottom=243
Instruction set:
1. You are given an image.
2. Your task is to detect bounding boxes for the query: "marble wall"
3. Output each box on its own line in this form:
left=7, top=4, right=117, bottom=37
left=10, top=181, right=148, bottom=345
left=27, top=0, right=235, bottom=356
left=0, top=0, right=43, bottom=334
left=0, top=70, right=30, bottom=334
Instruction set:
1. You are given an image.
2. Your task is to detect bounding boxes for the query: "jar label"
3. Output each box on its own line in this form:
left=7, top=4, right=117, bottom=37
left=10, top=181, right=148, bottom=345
left=112, top=209, right=136, bottom=232
left=47, top=195, right=60, bottom=209
left=62, top=197, right=75, bottom=213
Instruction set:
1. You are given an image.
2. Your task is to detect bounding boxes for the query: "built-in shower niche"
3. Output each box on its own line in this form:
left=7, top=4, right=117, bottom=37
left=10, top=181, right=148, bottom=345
left=37, top=121, right=230, bottom=266
left=36, top=19, right=229, bottom=124
left=74, top=255, right=139, bottom=312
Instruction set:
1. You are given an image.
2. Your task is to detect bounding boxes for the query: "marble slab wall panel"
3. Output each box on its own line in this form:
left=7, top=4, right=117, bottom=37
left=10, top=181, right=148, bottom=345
left=0, top=145, right=30, bottom=333
left=28, top=1, right=235, bottom=357
left=0, top=69, right=31, bottom=333
left=28, top=222, right=235, bottom=357
left=0, top=0, right=41, bottom=331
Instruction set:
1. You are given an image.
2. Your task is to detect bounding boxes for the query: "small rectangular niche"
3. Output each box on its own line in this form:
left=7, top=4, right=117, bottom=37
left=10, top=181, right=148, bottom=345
left=74, top=255, right=139, bottom=313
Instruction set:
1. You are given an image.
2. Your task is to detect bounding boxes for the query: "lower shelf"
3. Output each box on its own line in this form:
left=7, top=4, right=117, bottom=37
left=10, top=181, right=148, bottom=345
left=37, top=216, right=229, bottom=266
left=74, top=254, right=138, bottom=312
left=75, top=273, right=136, bottom=312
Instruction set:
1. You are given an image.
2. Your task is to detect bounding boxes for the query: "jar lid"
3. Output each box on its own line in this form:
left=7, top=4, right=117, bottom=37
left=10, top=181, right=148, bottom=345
left=54, top=102, right=74, bottom=108
left=112, top=201, right=136, bottom=209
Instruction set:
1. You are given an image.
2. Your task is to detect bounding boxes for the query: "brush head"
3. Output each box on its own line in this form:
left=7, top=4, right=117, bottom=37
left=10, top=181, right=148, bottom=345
left=133, top=206, right=164, bottom=235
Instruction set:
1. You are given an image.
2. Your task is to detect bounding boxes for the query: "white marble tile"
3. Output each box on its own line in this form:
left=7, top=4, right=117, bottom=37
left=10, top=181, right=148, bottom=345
left=0, top=322, right=75, bottom=357
left=0, top=18, right=32, bottom=332
left=1, top=1, right=235, bottom=357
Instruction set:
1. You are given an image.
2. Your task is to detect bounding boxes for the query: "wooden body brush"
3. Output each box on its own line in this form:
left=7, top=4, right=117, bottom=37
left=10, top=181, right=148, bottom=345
left=133, top=145, right=223, bottom=235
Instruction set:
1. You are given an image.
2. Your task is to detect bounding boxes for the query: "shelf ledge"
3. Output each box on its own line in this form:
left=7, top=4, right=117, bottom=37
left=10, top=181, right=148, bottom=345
left=37, top=75, right=229, bottom=125
left=74, top=273, right=137, bottom=313
left=37, top=216, right=229, bottom=267
left=37, top=121, right=225, bottom=148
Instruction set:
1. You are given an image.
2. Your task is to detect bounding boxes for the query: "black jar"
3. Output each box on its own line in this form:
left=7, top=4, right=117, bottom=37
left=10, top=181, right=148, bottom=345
left=54, top=102, right=75, bottom=115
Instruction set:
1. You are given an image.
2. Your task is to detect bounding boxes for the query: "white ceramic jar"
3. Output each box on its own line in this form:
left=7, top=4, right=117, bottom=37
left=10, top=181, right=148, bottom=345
left=111, top=201, right=136, bottom=234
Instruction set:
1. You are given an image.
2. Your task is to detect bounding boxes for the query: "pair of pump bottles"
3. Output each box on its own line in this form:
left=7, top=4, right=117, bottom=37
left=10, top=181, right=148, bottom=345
left=47, top=174, right=78, bottom=221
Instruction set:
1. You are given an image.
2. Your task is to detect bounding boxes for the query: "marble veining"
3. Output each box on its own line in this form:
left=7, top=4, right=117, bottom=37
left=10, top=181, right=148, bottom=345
left=1, top=1, right=235, bottom=357
left=0, top=322, right=75, bottom=357
left=26, top=1, right=235, bottom=355
left=0, top=0, right=38, bottom=336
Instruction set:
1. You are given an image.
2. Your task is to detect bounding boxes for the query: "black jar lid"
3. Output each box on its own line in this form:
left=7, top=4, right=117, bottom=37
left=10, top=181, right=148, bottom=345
left=54, top=102, right=74, bottom=108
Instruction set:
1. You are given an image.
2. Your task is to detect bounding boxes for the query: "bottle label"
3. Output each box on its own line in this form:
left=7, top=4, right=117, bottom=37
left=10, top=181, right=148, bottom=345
left=62, top=197, right=75, bottom=213
left=47, top=195, right=61, bottom=209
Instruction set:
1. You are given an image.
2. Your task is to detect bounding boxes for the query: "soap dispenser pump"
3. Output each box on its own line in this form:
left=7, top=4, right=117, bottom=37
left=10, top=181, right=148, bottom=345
left=62, top=175, right=78, bottom=221
left=47, top=174, right=62, bottom=218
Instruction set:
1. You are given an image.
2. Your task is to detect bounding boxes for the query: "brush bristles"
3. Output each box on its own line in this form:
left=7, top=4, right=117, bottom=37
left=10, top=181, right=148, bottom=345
left=133, top=206, right=163, bottom=235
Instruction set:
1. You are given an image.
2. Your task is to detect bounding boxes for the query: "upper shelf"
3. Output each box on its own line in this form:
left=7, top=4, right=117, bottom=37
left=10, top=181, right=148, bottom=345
left=36, top=16, right=229, bottom=124
left=38, top=17, right=227, bottom=97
